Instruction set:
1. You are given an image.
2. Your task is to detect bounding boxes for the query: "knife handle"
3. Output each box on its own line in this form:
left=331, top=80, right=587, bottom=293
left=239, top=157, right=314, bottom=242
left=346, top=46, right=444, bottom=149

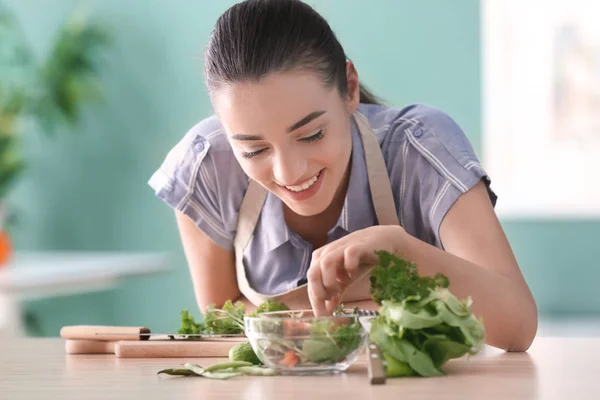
left=366, top=340, right=386, bottom=385
left=60, top=325, right=150, bottom=341
left=65, top=339, right=116, bottom=354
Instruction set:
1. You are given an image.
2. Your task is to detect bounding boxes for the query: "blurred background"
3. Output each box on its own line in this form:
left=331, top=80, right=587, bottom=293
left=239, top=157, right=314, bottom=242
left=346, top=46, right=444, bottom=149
left=0, top=0, right=598, bottom=338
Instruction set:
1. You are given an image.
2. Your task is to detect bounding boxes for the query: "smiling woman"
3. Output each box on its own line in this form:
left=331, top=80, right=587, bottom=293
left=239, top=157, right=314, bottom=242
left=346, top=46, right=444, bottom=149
left=148, top=0, right=538, bottom=352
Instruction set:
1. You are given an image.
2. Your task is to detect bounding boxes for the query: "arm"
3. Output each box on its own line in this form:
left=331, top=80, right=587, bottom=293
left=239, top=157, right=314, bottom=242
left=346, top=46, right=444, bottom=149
left=175, top=210, right=312, bottom=313
left=395, top=180, right=538, bottom=352
left=175, top=210, right=257, bottom=313
left=308, top=180, right=537, bottom=352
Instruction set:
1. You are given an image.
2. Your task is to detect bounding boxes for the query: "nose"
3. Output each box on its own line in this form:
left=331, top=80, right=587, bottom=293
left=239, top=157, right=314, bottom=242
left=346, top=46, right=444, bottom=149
left=273, top=150, right=307, bottom=186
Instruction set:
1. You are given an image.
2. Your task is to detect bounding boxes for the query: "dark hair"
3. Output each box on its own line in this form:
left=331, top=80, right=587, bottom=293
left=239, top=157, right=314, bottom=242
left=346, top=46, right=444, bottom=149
left=204, top=0, right=381, bottom=105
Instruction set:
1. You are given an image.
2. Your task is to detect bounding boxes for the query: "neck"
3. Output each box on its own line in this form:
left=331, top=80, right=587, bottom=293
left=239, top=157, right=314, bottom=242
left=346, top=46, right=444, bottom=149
left=284, top=157, right=352, bottom=248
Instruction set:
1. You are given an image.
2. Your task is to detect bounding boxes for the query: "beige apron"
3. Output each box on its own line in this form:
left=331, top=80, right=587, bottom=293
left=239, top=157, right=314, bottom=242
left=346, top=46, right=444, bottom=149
left=232, top=111, right=400, bottom=306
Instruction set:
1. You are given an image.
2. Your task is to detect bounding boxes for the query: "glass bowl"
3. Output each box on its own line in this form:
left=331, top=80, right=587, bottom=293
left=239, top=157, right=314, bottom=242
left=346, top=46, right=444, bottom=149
left=243, top=309, right=368, bottom=375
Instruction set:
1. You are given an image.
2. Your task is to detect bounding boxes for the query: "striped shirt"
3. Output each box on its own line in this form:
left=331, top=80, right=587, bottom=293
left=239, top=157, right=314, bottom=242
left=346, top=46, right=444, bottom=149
left=148, top=103, right=496, bottom=295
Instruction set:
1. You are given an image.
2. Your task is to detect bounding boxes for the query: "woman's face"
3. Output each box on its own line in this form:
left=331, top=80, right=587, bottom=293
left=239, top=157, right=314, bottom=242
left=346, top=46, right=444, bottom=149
left=213, top=66, right=360, bottom=217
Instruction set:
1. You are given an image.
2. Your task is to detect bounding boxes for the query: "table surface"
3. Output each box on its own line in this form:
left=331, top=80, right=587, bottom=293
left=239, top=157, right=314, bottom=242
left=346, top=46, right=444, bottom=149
left=1, top=337, right=598, bottom=400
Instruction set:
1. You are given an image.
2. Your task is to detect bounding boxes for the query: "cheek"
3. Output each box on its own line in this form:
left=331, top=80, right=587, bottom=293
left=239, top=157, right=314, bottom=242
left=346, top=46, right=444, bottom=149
left=235, top=155, right=273, bottom=183
left=321, top=129, right=352, bottom=167
left=316, top=142, right=343, bottom=166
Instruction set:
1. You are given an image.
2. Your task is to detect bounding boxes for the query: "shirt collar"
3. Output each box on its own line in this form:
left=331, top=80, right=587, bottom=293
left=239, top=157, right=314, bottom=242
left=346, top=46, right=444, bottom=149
left=257, top=191, right=290, bottom=252
left=257, top=118, right=377, bottom=252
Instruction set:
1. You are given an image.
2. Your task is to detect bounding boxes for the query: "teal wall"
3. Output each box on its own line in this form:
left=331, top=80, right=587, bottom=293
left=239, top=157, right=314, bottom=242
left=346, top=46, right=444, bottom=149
left=3, top=0, right=596, bottom=336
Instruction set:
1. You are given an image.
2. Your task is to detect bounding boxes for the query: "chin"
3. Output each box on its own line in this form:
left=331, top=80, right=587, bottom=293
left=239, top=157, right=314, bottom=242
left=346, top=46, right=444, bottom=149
left=285, top=201, right=328, bottom=217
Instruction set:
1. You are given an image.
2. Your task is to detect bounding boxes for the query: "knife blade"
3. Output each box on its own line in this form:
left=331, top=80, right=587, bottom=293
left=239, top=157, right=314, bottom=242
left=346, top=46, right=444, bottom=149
left=98, top=332, right=246, bottom=341
left=60, top=325, right=245, bottom=341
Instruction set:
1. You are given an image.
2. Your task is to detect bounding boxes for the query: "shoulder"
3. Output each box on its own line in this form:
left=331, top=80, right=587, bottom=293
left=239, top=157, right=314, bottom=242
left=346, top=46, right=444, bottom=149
left=358, top=103, right=496, bottom=246
left=358, top=102, right=472, bottom=154
left=148, top=115, right=248, bottom=250
left=150, top=115, right=246, bottom=191
left=359, top=103, right=485, bottom=193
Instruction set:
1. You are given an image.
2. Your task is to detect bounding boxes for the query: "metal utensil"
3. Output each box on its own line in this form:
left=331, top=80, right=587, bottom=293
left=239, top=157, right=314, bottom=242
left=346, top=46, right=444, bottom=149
left=60, top=325, right=245, bottom=341
left=98, top=333, right=245, bottom=341
left=64, top=339, right=245, bottom=357
left=357, top=309, right=386, bottom=385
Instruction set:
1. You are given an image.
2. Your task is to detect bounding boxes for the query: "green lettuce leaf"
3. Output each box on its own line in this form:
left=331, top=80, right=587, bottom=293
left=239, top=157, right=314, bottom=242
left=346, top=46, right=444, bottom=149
left=370, top=317, right=444, bottom=377
left=368, top=250, right=486, bottom=378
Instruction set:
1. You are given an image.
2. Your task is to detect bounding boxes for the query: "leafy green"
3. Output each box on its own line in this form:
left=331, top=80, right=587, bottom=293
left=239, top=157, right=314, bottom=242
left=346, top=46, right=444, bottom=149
left=177, top=309, right=205, bottom=335
left=204, top=300, right=246, bottom=334
left=156, top=368, right=196, bottom=377
left=331, top=323, right=364, bottom=359
left=370, top=250, right=449, bottom=304
left=297, top=319, right=364, bottom=364
left=177, top=299, right=289, bottom=336
left=382, top=352, right=415, bottom=377
left=370, top=317, right=443, bottom=376
left=302, top=338, right=341, bottom=363
left=249, top=299, right=289, bottom=317
left=368, top=250, right=485, bottom=377
left=157, top=361, right=277, bottom=380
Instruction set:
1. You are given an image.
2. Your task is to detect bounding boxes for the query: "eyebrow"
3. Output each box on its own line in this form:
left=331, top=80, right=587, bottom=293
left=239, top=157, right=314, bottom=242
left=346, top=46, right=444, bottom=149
left=230, top=110, right=326, bottom=141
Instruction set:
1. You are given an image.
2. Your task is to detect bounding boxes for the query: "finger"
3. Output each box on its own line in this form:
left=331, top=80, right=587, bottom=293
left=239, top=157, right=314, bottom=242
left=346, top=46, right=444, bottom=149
left=307, top=265, right=328, bottom=317
left=361, top=246, right=380, bottom=265
left=323, top=233, right=365, bottom=258
left=307, top=264, right=328, bottom=301
left=320, top=252, right=342, bottom=296
left=311, top=244, right=327, bottom=261
left=336, top=267, right=353, bottom=288
left=313, top=233, right=354, bottom=261
left=309, top=286, right=328, bottom=317
left=325, top=294, right=341, bottom=315
left=343, top=244, right=362, bottom=280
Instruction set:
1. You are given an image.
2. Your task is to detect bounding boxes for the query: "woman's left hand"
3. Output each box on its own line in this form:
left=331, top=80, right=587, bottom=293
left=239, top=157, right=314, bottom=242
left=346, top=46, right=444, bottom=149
left=307, top=225, right=405, bottom=316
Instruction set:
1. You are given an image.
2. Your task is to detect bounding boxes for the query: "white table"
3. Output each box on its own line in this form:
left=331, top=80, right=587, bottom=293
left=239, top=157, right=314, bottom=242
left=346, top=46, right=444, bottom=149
left=2, top=337, right=600, bottom=400
left=0, top=251, right=171, bottom=336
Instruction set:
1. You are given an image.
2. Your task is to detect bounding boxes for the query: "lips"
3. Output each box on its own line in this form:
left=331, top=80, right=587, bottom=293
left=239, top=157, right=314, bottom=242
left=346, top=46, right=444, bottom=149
left=285, top=171, right=321, bottom=192
left=277, top=169, right=325, bottom=203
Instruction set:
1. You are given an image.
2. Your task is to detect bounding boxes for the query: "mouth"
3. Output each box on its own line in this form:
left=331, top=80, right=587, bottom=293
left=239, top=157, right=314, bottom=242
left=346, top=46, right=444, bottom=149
left=277, top=169, right=325, bottom=202
left=284, top=170, right=322, bottom=192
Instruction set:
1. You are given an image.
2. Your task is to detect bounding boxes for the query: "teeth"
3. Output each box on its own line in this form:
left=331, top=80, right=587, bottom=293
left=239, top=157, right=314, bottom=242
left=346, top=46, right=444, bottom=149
left=285, top=172, right=320, bottom=192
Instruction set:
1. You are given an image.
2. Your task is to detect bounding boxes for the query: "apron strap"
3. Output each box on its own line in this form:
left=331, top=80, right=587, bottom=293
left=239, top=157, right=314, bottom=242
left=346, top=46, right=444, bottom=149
left=233, top=179, right=268, bottom=305
left=353, top=112, right=399, bottom=226
left=233, top=179, right=267, bottom=254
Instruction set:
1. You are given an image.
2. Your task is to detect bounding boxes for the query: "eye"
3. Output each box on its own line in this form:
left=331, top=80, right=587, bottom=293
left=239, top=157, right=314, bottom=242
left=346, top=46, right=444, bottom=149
left=299, top=129, right=324, bottom=143
left=241, top=148, right=266, bottom=159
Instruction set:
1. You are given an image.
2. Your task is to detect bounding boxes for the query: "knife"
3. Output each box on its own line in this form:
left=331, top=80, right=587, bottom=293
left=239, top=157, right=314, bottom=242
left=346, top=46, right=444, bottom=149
left=60, top=325, right=245, bottom=341
left=358, top=314, right=386, bottom=385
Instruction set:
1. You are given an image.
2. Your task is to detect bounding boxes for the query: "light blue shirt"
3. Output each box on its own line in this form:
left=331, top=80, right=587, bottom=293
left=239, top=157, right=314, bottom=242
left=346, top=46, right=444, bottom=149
left=148, top=103, right=496, bottom=295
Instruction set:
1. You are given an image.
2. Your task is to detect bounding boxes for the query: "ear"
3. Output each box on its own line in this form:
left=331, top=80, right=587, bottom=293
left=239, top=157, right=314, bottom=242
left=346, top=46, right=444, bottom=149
left=345, top=61, right=360, bottom=113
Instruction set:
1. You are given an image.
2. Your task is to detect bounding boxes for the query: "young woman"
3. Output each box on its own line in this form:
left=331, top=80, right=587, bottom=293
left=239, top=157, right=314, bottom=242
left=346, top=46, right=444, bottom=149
left=149, top=0, right=537, bottom=351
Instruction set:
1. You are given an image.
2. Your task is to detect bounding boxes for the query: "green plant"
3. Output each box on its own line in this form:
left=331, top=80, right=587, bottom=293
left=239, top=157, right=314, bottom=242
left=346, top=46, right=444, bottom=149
left=369, top=251, right=486, bottom=377
left=0, top=3, right=111, bottom=221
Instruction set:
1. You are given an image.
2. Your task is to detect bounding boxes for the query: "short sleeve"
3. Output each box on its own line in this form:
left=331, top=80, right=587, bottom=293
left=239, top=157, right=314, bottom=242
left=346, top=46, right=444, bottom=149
left=148, top=122, right=236, bottom=250
left=396, top=106, right=497, bottom=248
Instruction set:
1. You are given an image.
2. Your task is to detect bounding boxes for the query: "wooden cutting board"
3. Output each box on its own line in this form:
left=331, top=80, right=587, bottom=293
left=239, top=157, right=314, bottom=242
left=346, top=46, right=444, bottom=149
left=65, top=338, right=246, bottom=358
